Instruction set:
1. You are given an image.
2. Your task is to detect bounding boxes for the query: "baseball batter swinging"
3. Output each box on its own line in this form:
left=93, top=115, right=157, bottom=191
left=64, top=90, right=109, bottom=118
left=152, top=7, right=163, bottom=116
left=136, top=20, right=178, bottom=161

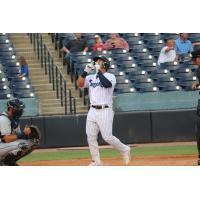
left=77, top=55, right=131, bottom=166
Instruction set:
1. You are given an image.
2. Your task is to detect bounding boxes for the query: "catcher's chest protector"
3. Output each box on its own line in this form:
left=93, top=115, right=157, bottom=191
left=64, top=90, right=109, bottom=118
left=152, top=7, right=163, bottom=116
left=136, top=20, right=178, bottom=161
left=0, top=113, right=19, bottom=137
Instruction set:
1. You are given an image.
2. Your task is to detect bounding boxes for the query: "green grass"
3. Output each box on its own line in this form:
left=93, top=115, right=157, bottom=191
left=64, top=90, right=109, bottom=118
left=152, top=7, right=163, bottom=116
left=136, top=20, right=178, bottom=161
left=19, top=144, right=198, bottom=163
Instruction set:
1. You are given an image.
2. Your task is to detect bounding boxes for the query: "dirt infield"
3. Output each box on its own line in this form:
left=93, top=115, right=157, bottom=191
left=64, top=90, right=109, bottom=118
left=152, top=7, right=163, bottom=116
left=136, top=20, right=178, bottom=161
left=19, top=154, right=198, bottom=166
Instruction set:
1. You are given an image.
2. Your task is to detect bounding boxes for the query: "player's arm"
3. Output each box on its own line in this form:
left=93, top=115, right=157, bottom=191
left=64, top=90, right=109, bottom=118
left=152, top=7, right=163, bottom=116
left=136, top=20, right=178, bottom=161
left=97, top=71, right=112, bottom=88
left=77, top=75, right=86, bottom=88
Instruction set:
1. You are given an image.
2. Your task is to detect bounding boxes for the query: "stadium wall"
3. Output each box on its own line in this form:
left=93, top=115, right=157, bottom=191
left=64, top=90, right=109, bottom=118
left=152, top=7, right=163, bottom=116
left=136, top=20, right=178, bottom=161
left=20, top=109, right=197, bottom=148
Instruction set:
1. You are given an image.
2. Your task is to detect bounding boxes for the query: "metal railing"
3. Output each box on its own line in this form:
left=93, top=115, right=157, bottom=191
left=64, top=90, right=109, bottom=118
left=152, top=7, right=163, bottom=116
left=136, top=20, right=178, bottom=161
left=28, top=33, right=76, bottom=115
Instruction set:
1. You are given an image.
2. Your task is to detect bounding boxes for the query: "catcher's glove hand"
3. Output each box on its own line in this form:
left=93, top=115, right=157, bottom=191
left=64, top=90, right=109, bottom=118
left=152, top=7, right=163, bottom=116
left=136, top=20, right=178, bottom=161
left=24, top=125, right=41, bottom=145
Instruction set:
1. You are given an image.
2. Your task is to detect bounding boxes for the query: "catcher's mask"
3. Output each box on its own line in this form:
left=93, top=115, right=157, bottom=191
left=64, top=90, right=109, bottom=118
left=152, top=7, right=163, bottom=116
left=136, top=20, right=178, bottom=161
left=7, top=98, right=25, bottom=119
left=93, top=56, right=110, bottom=71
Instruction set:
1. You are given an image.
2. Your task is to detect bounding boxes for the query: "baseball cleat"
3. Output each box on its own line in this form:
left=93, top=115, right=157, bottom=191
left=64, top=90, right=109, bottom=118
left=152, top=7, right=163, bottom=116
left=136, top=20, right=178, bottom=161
left=122, top=146, right=131, bottom=165
left=88, top=161, right=103, bottom=166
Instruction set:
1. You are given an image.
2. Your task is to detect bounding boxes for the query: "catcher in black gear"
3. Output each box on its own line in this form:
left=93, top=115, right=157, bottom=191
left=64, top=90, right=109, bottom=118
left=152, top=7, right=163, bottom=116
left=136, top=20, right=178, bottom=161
left=0, top=98, right=41, bottom=166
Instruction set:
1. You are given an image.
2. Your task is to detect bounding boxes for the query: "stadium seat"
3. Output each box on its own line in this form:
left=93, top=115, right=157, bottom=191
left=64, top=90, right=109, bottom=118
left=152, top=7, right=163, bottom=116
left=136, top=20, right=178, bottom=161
left=0, top=88, right=12, bottom=99
left=156, top=77, right=181, bottom=91
left=133, top=77, right=155, bottom=90
left=138, top=86, right=159, bottom=93
left=177, top=76, right=197, bottom=91
left=162, top=33, right=179, bottom=41
left=173, top=68, right=194, bottom=80
left=114, top=83, right=135, bottom=94
left=159, top=61, right=182, bottom=72
left=150, top=69, right=172, bottom=80
left=141, top=62, right=159, bottom=73
left=128, top=70, right=150, bottom=82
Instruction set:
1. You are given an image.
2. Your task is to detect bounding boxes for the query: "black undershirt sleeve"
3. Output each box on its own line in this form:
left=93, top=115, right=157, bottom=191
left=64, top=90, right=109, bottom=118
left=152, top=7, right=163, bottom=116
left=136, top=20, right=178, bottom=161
left=98, top=71, right=112, bottom=88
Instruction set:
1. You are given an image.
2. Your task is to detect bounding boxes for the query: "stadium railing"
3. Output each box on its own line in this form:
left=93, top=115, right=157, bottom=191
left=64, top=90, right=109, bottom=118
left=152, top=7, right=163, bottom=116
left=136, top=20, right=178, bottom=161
left=28, top=33, right=76, bottom=115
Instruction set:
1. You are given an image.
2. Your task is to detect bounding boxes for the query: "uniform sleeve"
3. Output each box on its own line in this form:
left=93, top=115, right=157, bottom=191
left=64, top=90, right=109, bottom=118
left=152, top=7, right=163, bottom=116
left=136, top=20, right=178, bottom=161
left=104, top=73, right=116, bottom=87
left=0, top=117, right=11, bottom=136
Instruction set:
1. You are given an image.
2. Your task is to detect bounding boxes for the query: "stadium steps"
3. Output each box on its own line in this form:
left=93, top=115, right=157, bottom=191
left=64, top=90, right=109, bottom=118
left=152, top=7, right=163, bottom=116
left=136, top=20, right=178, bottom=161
left=40, top=33, right=88, bottom=113
left=10, top=33, right=72, bottom=115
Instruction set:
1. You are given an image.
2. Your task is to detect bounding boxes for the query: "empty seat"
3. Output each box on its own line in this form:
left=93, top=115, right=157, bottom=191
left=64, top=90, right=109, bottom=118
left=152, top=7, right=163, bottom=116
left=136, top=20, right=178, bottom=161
left=150, top=69, right=172, bottom=80
left=133, top=77, right=154, bottom=89
left=13, top=88, right=35, bottom=98
left=159, top=61, right=182, bottom=72
left=178, top=76, right=197, bottom=91
left=138, top=86, right=159, bottom=93
left=115, top=83, right=135, bottom=94
left=156, top=77, right=180, bottom=91
left=173, top=68, right=194, bottom=80
left=128, top=70, right=149, bottom=82
left=0, top=88, right=12, bottom=99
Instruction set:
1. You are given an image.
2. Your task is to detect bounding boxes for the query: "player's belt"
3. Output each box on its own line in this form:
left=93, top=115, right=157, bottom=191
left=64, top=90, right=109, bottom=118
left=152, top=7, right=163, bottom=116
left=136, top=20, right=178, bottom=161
left=92, top=105, right=109, bottom=109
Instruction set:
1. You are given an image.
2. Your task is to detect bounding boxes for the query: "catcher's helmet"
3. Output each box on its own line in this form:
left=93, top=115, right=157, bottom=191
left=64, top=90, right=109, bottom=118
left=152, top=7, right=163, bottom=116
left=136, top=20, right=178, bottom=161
left=93, top=55, right=110, bottom=70
left=7, top=98, right=25, bottom=118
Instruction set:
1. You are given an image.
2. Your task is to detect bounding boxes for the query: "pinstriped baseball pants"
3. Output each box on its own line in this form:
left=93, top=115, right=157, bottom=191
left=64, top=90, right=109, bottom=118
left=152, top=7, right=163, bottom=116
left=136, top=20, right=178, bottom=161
left=86, top=107, right=129, bottom=163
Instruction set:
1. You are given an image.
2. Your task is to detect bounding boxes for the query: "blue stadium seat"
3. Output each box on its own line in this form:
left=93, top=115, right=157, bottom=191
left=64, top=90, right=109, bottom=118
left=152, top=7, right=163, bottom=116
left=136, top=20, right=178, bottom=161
left=133, top=77, right=155, bottom=90
left=162, top=33, right=179, bottom=41
left=173, top=68, right=194, bottom=80
left=114, top=83, right=136, bottom=94
left=150, top=69, right=172, bottom=80
left=178, top=76, right=197, bottom=91
left=0, top=88, right=12, bottom=99
left=160, top=62, right=182, bottom=72
left=138, top=86, right=159, bottom=93
left=156, top=77, right=181, bottom=91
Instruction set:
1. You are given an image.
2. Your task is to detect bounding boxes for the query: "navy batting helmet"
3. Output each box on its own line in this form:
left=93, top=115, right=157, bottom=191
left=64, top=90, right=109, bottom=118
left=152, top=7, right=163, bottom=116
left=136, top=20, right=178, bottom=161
left=7, top=98, right=25, bottom=118
left=93, top=55, right=110, bottom=70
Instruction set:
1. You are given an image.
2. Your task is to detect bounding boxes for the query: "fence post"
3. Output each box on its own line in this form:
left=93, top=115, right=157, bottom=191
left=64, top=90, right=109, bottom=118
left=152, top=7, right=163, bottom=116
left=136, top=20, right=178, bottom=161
left=55, top=66, right=59, bottom=99
left=44, top=44, right=47, bottom=74
left=73, top=97, right=76, bottom=114
left=30, top=33, right=32, bottom=43
left=33, top=34, right=36, bottom=52
left=51, top=58, right=55, bottom=90
left=64, top=80, right=67, bottom=114
left=37, top=33, right=40, bottom=59
left=60, top=74, right=63, bottom=106
left=40, top=35, right=43, bottom=68
left=69, top=89, right=72, bottom=114
left=48, top=51, right=51, bottom=83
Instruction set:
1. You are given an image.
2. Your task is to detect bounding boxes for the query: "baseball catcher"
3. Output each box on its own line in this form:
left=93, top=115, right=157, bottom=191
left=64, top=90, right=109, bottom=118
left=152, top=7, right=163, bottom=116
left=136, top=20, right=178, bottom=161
left=0, top=98, right=41, bottom=166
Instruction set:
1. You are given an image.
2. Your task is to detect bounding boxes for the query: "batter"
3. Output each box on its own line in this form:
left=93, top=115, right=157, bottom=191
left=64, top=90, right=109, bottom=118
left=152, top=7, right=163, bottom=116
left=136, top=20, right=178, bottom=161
left=77, top=55, right=131, bottom=166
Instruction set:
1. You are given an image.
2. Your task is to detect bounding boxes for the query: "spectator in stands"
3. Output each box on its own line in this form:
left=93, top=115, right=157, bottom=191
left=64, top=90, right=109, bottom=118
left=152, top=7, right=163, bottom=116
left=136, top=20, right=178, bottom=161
left=18, top=56, right=29, bottom=79
left=104, top=33, right=129, bottom=51
left=93, top=35, right=105, bottom=52
left=157, top=38, right=176, bottom=66
left=63, top=33, right=88, bottom=73
left=175, top=33, right=193, bottom=61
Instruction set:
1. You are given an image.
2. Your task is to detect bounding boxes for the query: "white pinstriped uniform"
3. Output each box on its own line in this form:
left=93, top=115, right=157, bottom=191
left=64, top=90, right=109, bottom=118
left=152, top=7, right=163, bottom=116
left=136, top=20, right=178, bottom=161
left=84, top=72, right=129, bottom=164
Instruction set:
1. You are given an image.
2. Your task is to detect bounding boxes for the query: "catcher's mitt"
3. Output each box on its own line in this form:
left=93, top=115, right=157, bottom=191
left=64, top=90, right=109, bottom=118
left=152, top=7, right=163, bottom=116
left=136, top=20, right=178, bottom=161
left=25, top=125, right=41, bottom=145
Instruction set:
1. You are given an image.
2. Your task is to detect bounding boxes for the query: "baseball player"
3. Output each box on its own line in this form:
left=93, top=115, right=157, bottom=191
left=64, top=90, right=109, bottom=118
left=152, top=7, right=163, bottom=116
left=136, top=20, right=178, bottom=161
left=77, top=55, right=131, bottom=166
left=191, top=49, right=200, bottom=165
left=0, top=98, right=40, bottom=166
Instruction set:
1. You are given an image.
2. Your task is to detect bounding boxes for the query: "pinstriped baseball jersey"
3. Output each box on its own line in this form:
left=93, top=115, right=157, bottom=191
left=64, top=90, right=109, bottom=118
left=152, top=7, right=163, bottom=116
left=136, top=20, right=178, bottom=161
left=84, top=72, right=116, bottom=106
